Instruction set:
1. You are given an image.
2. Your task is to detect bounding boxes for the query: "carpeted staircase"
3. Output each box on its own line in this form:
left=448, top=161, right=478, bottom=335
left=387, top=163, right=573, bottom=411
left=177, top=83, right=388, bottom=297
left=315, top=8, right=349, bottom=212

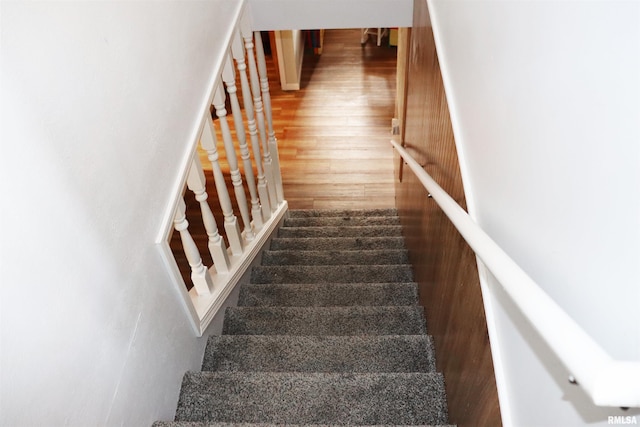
left=153, top=209, right=452, bottom=427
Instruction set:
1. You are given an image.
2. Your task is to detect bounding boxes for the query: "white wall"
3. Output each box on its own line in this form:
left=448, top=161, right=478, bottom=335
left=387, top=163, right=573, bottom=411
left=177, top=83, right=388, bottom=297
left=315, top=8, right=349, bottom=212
left=428, top=1, right=640, bottom=426
left=248, top=0, right=413, bottom=30
left=0, top=1, right=242, bottom=425
left=274, top=30, right=306, bottom=90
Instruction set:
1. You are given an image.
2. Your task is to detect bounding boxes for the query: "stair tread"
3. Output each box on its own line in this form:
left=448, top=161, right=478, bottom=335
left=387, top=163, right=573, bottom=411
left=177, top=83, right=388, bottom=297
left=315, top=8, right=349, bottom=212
left=251, top=264, right=413, bottom=284
left=270, top=236, right=406, bottom=251
left=176, top=371, right=448, bottom=424
left=262, top=249, right=409, bottom=265
left=287, top=208, right=398, bottom=218
left=155, top=422, right=454, bottom=427
left=284, top=215, right=400, bottom=227
left=222, top=306, right=427, bottom=336
left=238, top=282, right=418, bottom=307
left=278, top=225, right=403, bottom=238
left=157, top=210, right=451, bottom=427
left=202, top=335, right=436, bottom=373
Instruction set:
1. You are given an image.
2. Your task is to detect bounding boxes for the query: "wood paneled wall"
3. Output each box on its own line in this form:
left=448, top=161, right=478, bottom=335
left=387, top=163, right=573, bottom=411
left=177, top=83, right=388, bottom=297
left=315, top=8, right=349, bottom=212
left=394, top=1, right=502, bottom=425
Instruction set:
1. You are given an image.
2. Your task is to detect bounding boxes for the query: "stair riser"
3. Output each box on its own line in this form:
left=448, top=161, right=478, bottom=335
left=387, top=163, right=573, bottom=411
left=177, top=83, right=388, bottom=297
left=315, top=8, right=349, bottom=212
left=270, top=237, right=406, bottom=251
left=238, top=283, right=419, bottom=307
left=284, top=216, right=400, bottom=227
left=261, top=250, right=409, bottom=266
left=278, top=226, right=402, bottom=238
left=202, top=335, right=436, bottom=373
left=176, top=372, right=448, bottom=425
left=251, top=265, right=413, bottom=284
left=222, top=306, right=427, bottom=336
left=287, top=208, right=398, bottom=218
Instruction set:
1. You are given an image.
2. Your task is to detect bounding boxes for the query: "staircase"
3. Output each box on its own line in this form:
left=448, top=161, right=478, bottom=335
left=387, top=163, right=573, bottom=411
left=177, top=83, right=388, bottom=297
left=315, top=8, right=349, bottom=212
left=154, top=209, right=451, bottom=426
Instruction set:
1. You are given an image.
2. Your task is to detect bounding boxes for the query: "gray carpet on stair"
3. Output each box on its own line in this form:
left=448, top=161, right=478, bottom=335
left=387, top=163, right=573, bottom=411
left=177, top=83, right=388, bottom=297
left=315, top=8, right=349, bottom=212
left=286, top=208, right=398, bottom=218
left=222, top=306, right=427, bottom=336
left=269, top=236, right=406, bottom=251
left=278, top=225, right=403, bottom=238
left=284, top=215, right=400, bottom=227
left=175, top=372, right=448, bottom=425
left=261, top=249, right=409, bottom=265
left=202, top=335, right=436, bottom=372
left=154, top=423, right=453, bottom=427
left=238, top=282, right=419, bottom=307
left=251, top=264, right=413, bottom=284
left=156, top=209, right=451, bottom=427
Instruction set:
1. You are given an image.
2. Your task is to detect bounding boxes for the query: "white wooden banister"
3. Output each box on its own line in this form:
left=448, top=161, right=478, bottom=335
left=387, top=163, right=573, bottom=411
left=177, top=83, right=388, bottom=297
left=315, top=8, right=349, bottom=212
left=242, top=23, right=278, bottom=213
left=222, top=53, right=263, bottom=230
left=173, top=198, right=214, bottom=296
left=232, top=30, right=272, bottom=221
left=254, top=31, right=284, bottom=204
left=158, top=16, right=288, bottom=336
left=200, top=113, right=244, bottom=256
left=213, top=80, right=255, bottom=241
left=186, top=155, right=230, bottom=273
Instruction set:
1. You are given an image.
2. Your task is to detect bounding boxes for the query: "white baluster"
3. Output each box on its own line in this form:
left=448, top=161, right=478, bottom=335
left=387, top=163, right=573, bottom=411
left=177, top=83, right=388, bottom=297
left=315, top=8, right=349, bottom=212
left=173, top=198, right=214, bottom=296
left=242, top=25, right=278, bottom=213
left=186, top=155, right=230, bottom=273
left=254, top=31, right=284, bottom=204
left=221, top=53, right=263, bottom=230
left=232, top=31, right=272, bottom=221
left=212, top=81, right=255, bottom=241
left=200, top=112, right=244, bottom=256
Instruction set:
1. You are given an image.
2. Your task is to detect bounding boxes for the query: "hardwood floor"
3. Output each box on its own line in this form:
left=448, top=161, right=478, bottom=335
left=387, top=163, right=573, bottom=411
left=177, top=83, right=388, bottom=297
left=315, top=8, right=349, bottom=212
left=265, top=28, right=398, bottom=209
left=171, top=29, right=398, bottom=287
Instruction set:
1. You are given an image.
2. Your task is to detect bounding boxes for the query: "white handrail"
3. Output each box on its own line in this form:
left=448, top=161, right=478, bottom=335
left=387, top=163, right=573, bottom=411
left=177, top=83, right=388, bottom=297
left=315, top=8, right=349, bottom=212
left=391, top=140, right=640, bottom=408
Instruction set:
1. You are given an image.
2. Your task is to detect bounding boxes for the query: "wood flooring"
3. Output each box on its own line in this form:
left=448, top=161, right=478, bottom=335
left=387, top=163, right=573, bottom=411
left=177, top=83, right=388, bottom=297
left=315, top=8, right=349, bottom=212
left=265, top=28, right=398, bottom=210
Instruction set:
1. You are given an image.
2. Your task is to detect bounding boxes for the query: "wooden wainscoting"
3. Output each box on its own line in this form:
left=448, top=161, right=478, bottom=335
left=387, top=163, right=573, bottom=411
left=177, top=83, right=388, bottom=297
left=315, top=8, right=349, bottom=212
left=394, top=1, right=502, bottom=425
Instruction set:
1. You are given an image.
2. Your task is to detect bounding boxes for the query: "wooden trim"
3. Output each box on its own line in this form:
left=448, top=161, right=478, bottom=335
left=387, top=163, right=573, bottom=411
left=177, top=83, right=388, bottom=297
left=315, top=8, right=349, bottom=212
left=395, top=27, right=411, bottom=145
